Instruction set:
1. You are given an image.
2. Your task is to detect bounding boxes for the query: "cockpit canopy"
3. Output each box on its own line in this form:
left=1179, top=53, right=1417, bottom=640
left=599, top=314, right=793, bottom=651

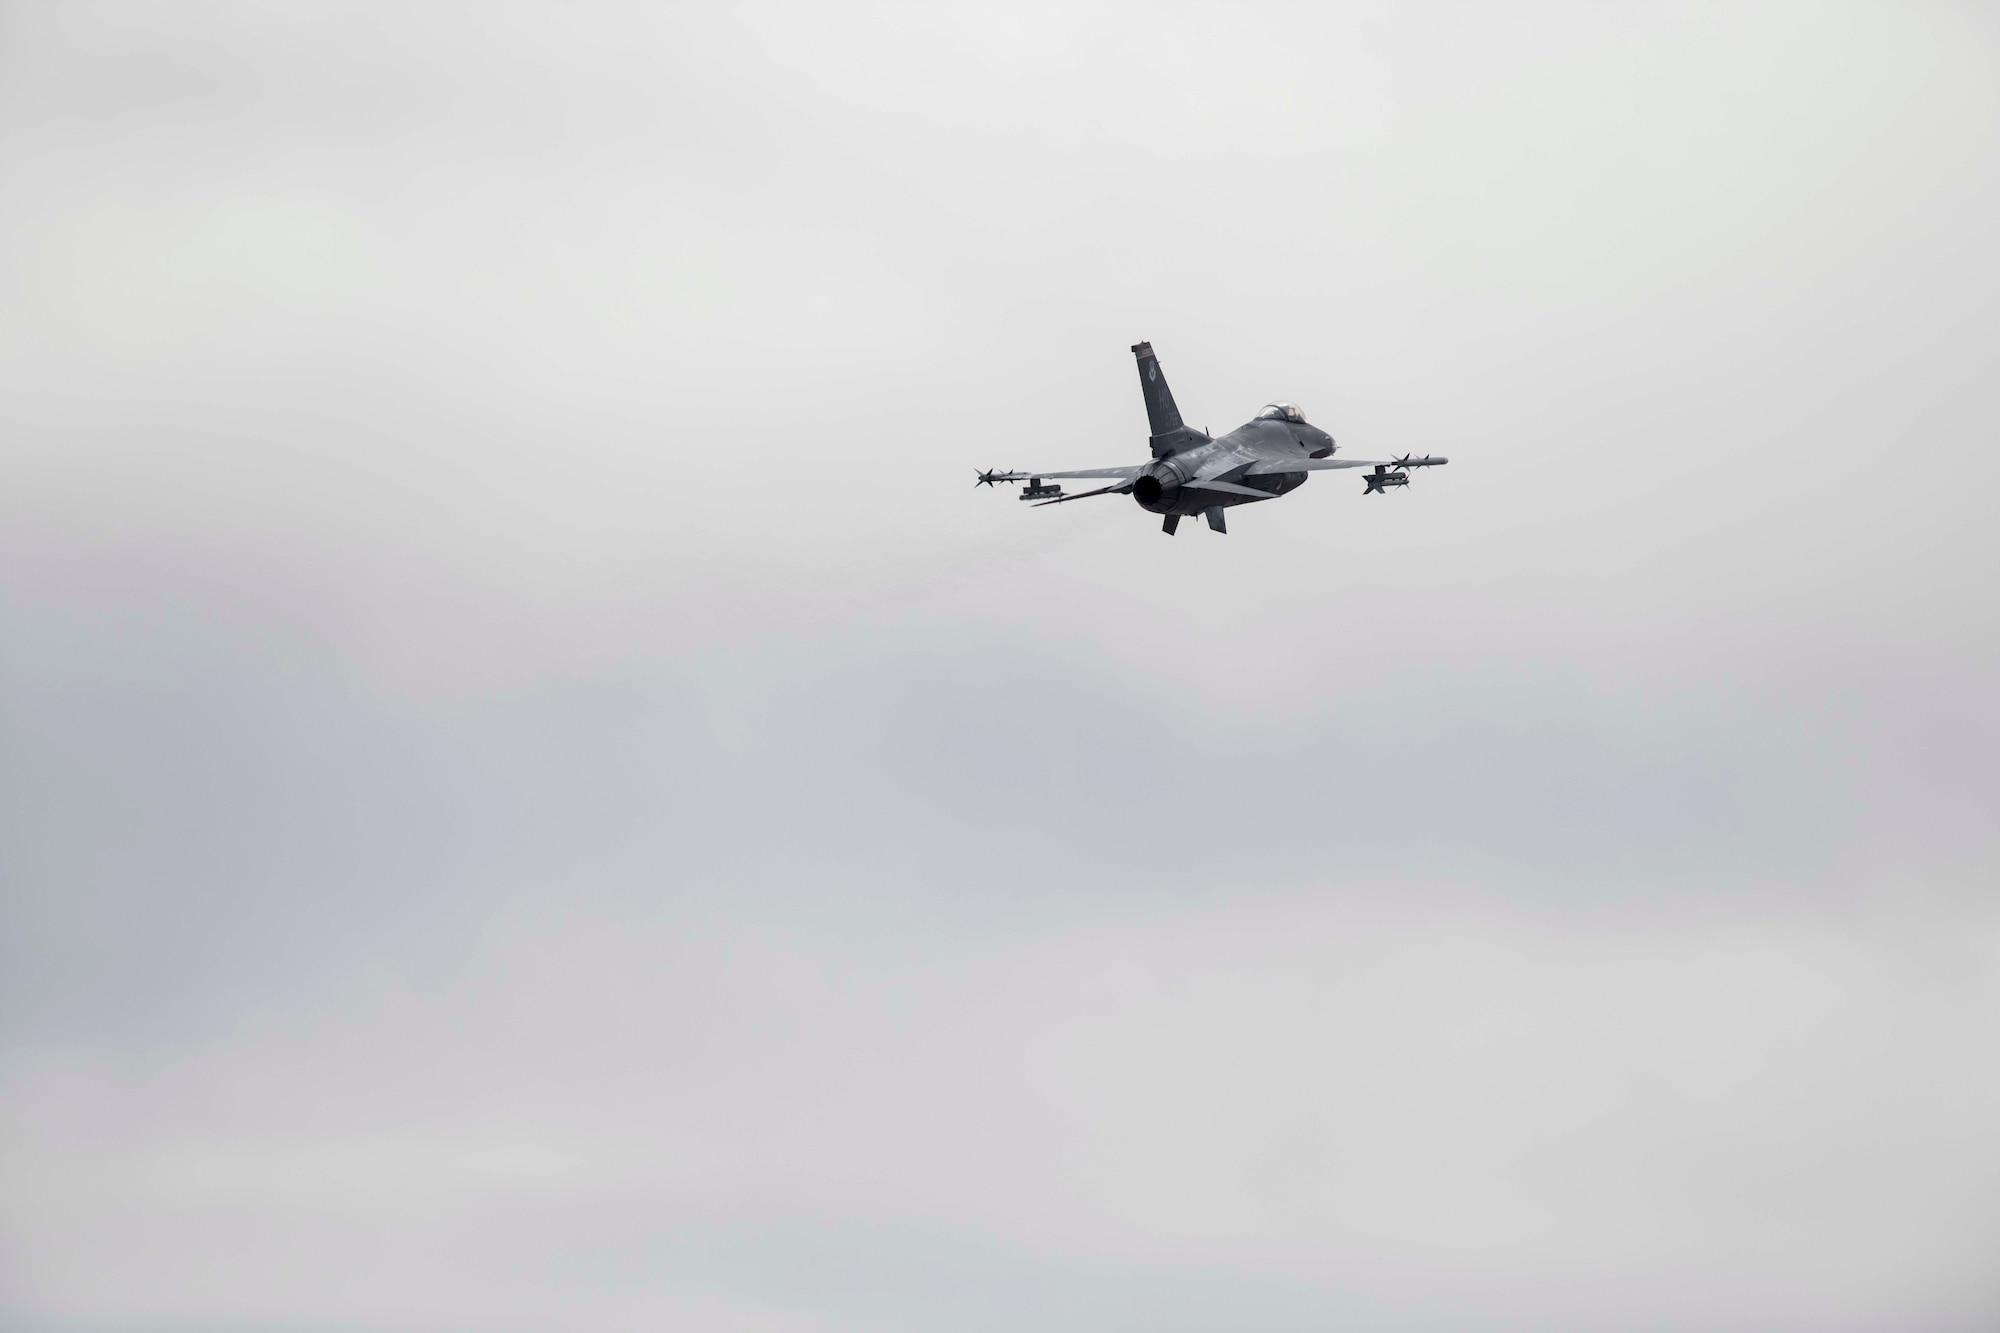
left=1257, top=402, right=1306, bottom=423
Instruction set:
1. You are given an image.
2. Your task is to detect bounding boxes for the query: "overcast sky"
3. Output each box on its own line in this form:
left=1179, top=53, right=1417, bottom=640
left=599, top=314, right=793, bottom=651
left=2, top=3, right=1998, bottom=1330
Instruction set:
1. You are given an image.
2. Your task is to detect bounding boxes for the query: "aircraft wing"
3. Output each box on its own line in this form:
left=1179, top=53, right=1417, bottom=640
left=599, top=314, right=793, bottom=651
left=981, top=466, right=1146, bottom=481
left=1243, top=455, right=1447, bottom=475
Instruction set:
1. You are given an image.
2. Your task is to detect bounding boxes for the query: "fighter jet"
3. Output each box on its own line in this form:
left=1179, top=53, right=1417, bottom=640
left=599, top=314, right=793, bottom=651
left=977, top=342, right=1446, bottom=535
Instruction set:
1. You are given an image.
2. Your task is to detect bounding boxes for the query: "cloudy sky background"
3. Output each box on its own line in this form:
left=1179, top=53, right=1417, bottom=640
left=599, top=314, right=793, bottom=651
left=3, top=2, right=1998, bottom=1329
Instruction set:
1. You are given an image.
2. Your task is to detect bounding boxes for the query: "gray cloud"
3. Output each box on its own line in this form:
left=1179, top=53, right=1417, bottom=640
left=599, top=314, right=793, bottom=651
left=3, top=3, right=1998, bottom=1330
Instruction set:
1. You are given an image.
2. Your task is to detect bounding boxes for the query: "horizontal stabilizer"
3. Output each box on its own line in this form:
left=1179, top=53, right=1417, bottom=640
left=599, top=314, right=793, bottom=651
left=1032, top=481, right=1135, bottom=507
left=1188, top=479, right=1278, bottom=499
left=1243, top=455, right=1448, bottom=476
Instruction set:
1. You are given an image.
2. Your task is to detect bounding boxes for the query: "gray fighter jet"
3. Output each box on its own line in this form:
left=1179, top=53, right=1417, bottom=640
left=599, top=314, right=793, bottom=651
left=978, top=341, right=1446, bottom=535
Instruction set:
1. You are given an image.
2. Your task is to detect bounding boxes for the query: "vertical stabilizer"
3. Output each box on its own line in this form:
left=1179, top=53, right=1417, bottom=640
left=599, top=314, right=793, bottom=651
left=1132, top=342, right=1207, bottom=457
left=1132, top=342, right=1182, bottom=435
